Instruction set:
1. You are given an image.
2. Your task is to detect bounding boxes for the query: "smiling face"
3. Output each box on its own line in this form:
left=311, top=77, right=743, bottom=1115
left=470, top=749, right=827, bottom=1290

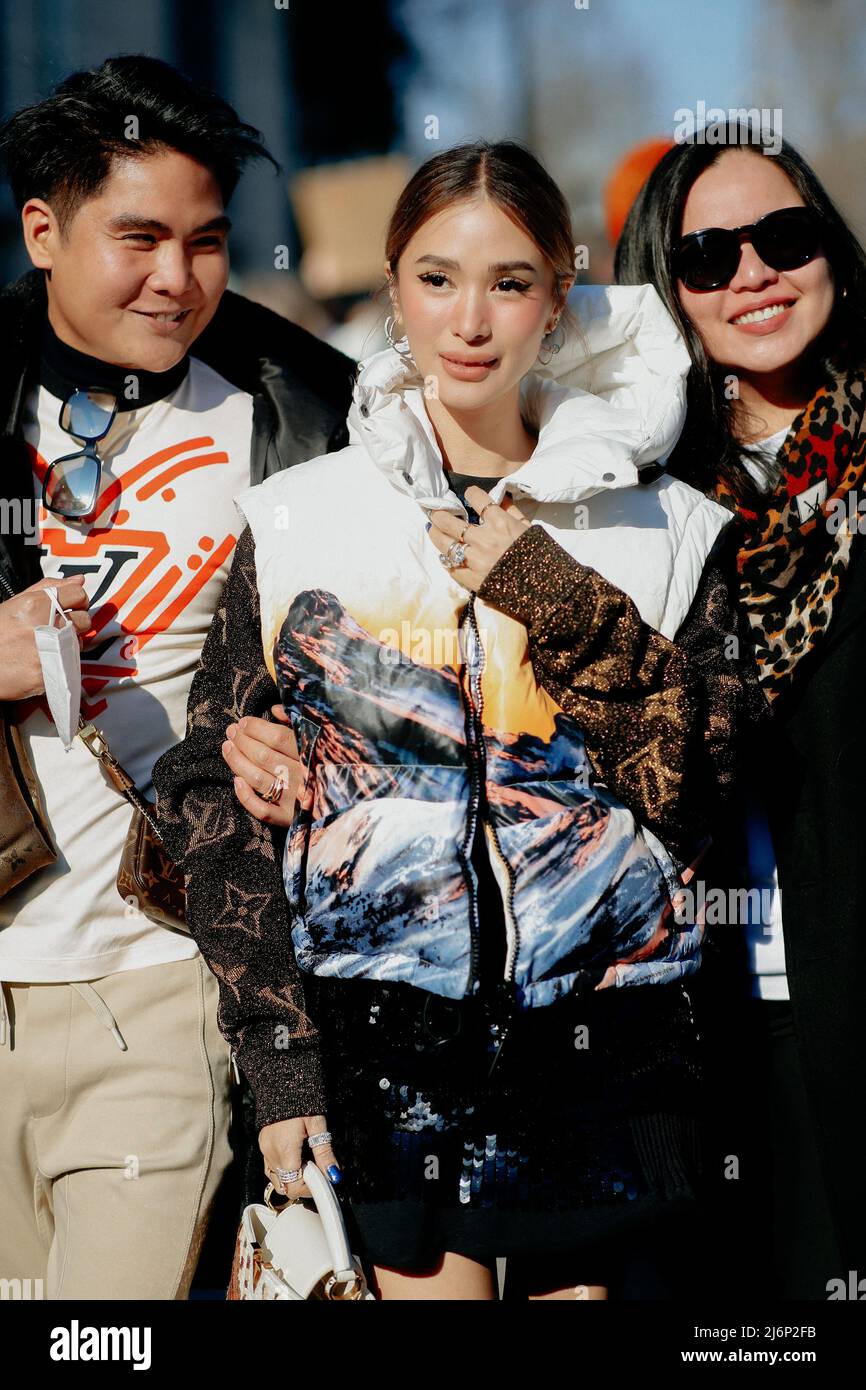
left=676, top=149, right=835, bottom=384
left=23, top=147, right=231, bottom=372
left=389, top=196, right=562, bottom=416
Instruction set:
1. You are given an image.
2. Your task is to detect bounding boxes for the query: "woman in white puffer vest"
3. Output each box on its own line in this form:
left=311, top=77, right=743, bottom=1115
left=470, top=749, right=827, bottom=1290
left=160, top=142, right=744, bottom=1300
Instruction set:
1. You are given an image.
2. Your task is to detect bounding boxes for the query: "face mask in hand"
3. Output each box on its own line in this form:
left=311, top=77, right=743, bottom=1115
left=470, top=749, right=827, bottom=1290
left=33, top=587, right=82, bottom=750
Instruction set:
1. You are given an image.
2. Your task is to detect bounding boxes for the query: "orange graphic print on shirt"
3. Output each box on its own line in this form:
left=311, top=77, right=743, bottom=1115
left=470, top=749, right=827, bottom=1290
left=23, top=434, right=237, bottom=724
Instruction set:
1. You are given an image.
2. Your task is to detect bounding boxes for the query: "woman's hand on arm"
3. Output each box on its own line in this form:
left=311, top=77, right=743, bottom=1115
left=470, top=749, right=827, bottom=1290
left=222, top=704, right=302, bottom=828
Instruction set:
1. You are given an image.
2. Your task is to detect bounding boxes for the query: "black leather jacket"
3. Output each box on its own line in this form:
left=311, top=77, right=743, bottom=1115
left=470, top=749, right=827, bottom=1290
left=0, top=268, right=356, bottom=598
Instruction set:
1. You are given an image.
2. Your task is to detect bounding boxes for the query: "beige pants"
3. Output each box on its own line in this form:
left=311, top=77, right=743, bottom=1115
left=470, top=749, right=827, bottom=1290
left=0, top=956, right=234, bottom=1300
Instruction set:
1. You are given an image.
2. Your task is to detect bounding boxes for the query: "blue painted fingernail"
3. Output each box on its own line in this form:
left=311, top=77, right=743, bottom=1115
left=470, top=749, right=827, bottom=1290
left=425, top=521, right=431, bottom=532
left=327, top=1164, right=342, bottom=1184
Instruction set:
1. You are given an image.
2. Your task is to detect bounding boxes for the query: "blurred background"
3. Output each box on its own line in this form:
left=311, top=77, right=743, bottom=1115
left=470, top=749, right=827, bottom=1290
left=1, top=0, right=863, bottom=359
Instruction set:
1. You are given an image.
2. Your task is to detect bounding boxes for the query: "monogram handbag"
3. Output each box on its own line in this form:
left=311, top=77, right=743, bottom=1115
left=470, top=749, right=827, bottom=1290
left=77, top=718, right=188, bottom=933
left=0, top=709, right=187, bottom=931
left=227, top=1162, right=376, bottom=1301
left=0, top=707, right=58, bottom=895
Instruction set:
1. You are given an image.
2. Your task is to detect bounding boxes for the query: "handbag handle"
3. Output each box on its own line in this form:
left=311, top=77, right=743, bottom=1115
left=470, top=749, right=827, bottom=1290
left=267, top=1161, right=358, bottom=1287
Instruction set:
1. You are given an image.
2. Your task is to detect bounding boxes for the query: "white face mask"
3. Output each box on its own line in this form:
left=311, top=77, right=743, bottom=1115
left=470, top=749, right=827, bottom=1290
left=33, top=587, right=82, bottom=751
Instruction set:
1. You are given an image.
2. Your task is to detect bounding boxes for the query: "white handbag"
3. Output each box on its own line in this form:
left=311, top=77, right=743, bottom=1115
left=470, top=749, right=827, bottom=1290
left=227, top=1161, right=376, bottom=1300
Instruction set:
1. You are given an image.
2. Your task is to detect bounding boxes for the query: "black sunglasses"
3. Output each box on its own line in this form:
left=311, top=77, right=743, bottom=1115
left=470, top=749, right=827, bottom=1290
left=672, top=206, right=823, bottom=291
left=43, top=388, right=118, bottom=520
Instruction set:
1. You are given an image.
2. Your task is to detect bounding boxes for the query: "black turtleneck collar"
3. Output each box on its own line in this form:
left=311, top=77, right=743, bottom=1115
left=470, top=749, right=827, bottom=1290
left=38, top=317, right=190, bottom=410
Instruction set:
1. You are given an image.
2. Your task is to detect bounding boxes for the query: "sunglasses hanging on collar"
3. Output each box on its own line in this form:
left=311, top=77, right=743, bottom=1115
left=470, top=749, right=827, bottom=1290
left=42, top=388, right=118, bottom=520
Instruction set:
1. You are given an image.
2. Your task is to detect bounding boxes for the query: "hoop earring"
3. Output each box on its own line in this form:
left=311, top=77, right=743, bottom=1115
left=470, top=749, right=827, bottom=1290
left=384, top=314, right=414, bottom=359
left=537, top=320, right=563, bottom=365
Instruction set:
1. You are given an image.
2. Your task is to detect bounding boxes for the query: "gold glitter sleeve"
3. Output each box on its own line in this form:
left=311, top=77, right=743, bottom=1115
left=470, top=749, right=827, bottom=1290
left=478, top=525, right=759, bottom=862
left=152, top=526, right=329, bottom=1130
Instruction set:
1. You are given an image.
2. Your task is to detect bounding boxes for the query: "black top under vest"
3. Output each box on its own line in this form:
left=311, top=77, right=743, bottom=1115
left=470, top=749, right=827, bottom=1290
left=446, top=468, right=510, bottom=991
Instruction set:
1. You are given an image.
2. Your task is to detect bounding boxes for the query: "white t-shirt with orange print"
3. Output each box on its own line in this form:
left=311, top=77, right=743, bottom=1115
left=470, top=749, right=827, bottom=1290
left=0, top=356, right=252, bottom=981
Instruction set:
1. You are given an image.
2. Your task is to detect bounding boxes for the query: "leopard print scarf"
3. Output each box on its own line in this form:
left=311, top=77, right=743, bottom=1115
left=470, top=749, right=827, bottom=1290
left=713, top=364, right=866, bottom=703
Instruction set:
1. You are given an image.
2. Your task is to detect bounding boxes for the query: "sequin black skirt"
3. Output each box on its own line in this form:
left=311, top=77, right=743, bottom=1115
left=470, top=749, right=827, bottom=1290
left=303, top=970, right=704, bottom=1275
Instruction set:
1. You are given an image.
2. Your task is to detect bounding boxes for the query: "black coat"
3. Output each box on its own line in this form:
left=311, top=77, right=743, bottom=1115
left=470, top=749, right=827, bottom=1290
left=0, top=269, right=356, bottom=595
left=769, top=529, right=866, bottom=1277
left=694, top=529, right=866, bottom=1286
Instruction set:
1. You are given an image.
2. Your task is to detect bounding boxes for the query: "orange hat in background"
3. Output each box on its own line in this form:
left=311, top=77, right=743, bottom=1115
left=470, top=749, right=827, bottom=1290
left=604, top=136, right=675, bottom=247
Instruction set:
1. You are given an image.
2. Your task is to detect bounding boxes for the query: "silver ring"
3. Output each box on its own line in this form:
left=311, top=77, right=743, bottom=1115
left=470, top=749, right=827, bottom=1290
left=274, top=1166, right=301, bottom=1185
left=307, top=1130, right=332, bottom=1149
left=439, top=540, right=466, bottom=571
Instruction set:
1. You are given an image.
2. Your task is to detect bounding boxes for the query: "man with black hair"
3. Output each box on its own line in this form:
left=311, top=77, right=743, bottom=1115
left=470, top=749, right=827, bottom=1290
left=0, top=54, right=354, bottom=1299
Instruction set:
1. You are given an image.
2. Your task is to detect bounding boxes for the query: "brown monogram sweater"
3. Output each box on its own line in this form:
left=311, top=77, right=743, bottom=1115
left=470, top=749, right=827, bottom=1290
left=153, top=523, right=760, bottom=1130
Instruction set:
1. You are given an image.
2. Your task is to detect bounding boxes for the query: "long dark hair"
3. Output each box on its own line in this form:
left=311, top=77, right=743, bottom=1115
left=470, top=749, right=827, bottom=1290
left=614, top=121, right=866, bottom=501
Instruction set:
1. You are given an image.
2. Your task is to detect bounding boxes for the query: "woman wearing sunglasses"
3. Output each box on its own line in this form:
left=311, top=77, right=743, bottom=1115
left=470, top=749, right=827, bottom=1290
left=615, top=121, right=866, bottom=1299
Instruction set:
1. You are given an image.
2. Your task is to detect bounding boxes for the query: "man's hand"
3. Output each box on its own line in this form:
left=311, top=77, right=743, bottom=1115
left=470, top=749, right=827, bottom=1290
left=0, top=576, right=91, bottom=701
left=222, top=704, right=302, bottom=827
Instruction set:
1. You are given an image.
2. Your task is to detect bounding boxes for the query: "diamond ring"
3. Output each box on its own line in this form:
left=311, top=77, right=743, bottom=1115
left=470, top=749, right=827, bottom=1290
left=307, top=1130, right=333, bottom=1149
left=439, top=540, right=466, bottom=570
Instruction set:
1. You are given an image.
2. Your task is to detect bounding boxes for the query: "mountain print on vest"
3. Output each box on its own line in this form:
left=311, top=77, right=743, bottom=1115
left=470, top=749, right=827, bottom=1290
left=274, top=589, right=675, bottom=1004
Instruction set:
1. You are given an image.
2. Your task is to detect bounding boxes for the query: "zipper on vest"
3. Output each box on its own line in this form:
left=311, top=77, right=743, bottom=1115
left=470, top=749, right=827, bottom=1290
left=478, top=814, right=520, bottom=1078
left=461, top=594, right=520, bottom=1067
left=460, top=600, right=484, bottom=996
left=0, top=570, right=15, bottom=600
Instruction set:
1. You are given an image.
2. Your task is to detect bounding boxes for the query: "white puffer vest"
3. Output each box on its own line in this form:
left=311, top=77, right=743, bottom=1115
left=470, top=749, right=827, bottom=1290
left=238, top=285, right=730, bottom=1007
